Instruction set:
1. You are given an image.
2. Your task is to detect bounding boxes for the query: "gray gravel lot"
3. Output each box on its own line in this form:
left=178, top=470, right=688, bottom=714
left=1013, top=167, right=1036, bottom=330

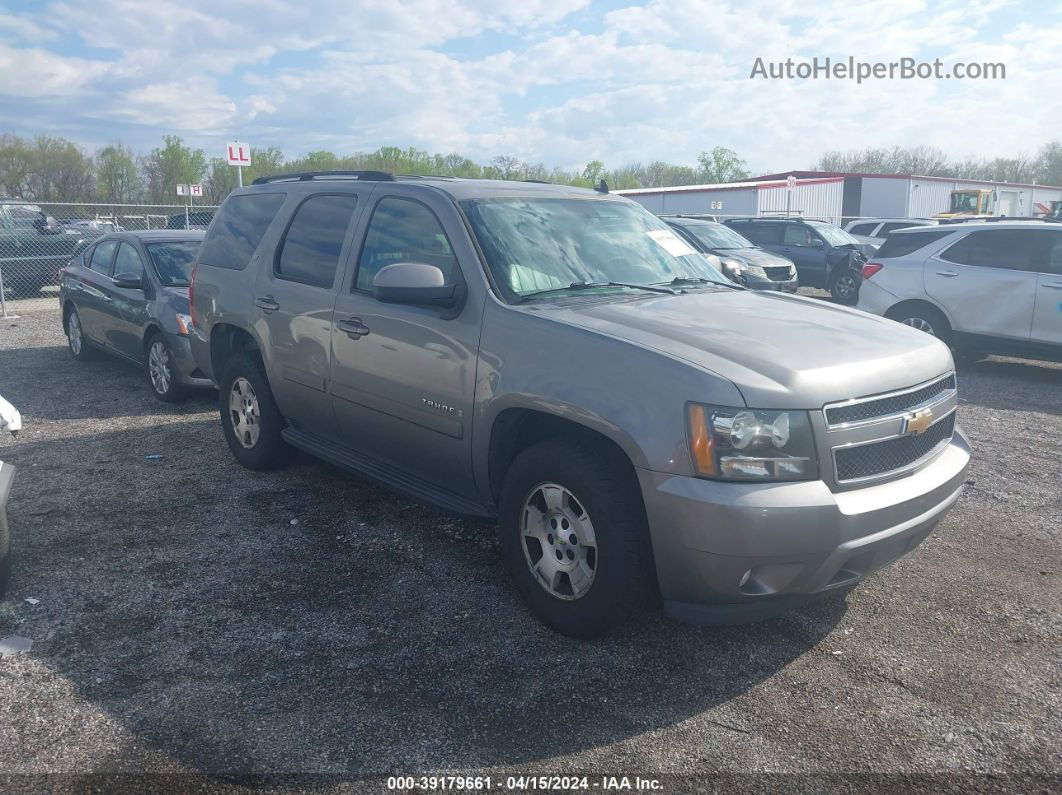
left=0, top=296, right=1059, bottom=792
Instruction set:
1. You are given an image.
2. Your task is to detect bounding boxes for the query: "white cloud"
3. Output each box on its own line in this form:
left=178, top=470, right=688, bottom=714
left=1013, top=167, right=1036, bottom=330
left=0, top=0, right=1057, bottom=172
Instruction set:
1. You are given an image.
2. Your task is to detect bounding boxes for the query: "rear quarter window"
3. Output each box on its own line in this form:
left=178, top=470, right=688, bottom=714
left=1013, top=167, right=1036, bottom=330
left=198, top=192, right=285, bottom=270
left=875, top=229, right=956, bottom=259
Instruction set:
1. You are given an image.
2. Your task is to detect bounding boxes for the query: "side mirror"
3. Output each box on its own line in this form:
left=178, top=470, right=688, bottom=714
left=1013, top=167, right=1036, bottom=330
left=808, top=238, right=824, bottom=248
left=372, top=262, right=460, bottom=307
left=112, top=272, right=143, bottom=290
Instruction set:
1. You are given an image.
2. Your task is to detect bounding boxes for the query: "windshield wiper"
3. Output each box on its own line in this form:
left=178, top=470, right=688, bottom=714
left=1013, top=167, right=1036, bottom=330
left=518, top=280, right=676, bottom=302
left=658, top=276, right=743, bottom=290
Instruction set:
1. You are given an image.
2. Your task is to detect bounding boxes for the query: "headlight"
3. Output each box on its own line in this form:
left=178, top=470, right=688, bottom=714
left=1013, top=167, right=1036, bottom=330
left=686, top=404, right=818, bottom=481
left=175, top=313, right=193, bottom=335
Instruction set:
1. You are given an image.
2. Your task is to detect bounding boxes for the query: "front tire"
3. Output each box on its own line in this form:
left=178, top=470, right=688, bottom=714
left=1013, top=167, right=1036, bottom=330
left=145, top=333, right=188, bottom=403
left=498, top=439, right=653, bottom=638
left=218, top=352, right=294, bottom=470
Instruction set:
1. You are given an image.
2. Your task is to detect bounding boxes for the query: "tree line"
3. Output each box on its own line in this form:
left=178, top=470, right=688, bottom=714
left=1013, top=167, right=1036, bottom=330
left=2, top=131, right=1061, bottom=206
left=0, top=134, right=751, bottom=205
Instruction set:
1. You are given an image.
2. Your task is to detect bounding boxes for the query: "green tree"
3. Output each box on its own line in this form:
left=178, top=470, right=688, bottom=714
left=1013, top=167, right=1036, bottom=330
left=25, top=135, right=95, bottom=201
left=142, top=135, right=207, bottom=204
left=697, top=146, right=749, bottom=183
left=95, top=143, right=141, bottom=203
left=0, top=134, right=32, bottom=198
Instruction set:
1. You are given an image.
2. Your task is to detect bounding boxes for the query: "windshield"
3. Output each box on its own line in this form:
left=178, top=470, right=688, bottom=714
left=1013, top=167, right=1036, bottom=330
left=146, top=241, right=199, bottom=286
left=950, top=192, right=980, bottom=213
left=680, top=221, right=755, bottom=250
left=461, top=198, right=728, bottom=299
left=807, top=221, right=861, bottom=247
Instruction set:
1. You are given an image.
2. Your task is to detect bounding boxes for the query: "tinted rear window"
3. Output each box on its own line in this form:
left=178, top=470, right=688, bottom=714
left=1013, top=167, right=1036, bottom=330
left=875, top=229, right=955, bottom=259
left=276, top=194, right=358, bottom=289
left=744, top=223, right=785, bottom=245
left=198, top=193, right=285, bottom=270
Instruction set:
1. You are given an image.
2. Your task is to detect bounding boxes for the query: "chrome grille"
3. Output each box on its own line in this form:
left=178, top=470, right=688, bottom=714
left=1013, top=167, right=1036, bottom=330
left=835, top=414, right=955, bottom=482
left=763, top=266, right=793, bottom=281
left=826, top=375, right=955, bottom=426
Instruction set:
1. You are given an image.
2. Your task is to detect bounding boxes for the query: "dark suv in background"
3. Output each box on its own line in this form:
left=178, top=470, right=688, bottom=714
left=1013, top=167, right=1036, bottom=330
left=662, top=216, right=797, bottom=291
left=723, top=218, right=868, bottom=303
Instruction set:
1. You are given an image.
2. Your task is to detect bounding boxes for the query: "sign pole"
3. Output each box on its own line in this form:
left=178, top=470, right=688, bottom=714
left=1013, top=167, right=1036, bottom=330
left=237, top=166, right=243, bottom=189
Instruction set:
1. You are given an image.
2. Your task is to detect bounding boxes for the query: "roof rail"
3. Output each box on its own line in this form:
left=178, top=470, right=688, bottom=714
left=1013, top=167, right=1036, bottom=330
left=938, top=216, right=1061, bottom=224
left=251, top=170, right=394, bottom=185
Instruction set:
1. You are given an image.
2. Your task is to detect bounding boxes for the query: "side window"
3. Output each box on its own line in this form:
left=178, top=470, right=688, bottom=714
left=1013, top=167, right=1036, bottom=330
left=880, top=222, right=919, bottom=234
left=1045, top=233, right=1062, bottom=275
left=198, top=192, right=285, bottom=270
left=89, top=240, right=118, bottom=275
left=751, top=222, right=785, bottom=245
left=783, top=224, right=816, bottom=246
left=848, top=222, right=877, bottom=236
left=356, top=197, right=457, bottom=291
left=275, top=194, right=358, bottom=289
left=113, top=243, right=145, bottom=278
left=940, top=230, right=1035, bottom=271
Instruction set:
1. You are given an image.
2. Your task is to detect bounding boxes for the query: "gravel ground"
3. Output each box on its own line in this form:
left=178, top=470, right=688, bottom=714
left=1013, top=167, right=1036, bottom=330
left=0, top=297, right=1059, bottom=793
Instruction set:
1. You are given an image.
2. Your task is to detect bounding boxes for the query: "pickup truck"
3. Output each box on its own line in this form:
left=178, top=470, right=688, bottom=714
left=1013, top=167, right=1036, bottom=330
left=188, top=173, right=971, bottom=637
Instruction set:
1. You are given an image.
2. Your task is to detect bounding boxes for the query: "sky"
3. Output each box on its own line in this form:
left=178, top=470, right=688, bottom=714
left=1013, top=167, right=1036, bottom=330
left=0, top=0, right=1059, bottom=173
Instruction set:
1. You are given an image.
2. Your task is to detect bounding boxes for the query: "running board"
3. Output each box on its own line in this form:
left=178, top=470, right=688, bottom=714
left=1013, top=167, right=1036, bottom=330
left=281, top=428, right=495, bottom=519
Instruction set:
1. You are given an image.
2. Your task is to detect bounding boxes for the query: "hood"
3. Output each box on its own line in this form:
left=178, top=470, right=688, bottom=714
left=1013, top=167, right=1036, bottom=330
left=530, top=289, right=953, bottom=408
left=716, top=247, right=794, bottom=269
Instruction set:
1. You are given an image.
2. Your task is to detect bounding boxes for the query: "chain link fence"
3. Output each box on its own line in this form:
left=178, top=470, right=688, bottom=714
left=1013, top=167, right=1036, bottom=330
left=0, top=200, right=218, bottom=316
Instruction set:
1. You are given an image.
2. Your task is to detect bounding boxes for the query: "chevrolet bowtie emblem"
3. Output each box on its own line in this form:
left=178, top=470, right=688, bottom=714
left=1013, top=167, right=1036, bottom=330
left=905, top=408, right=934, bottom=435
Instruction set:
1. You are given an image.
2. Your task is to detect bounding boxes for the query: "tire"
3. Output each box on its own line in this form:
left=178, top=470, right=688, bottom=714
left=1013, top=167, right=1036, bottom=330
left=828, top=268, right=860, bottom=304
left=64, top=307, right=96, bottom=361
left=145, top=332, right=188, bottom=403
left=886, top=303, right=954, bottom=346
left=498, top=438, right=654, bottom=638
left=218, top=351, right=294, bottom=471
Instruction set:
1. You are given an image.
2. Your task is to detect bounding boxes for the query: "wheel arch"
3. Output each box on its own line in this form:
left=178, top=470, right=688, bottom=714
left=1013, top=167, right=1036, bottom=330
left=209, top=322, right=262, bottom=381
left=485, top=406, right=643, bottom=505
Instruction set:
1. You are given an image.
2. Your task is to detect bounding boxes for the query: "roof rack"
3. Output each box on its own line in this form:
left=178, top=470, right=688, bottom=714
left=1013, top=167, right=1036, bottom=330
left=938, top=216, right=1061, bottom=224
left=251, top=170, right=395, bottom=185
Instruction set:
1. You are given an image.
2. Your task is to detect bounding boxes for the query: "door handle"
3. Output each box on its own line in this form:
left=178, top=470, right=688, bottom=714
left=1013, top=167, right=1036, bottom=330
left=1044, top=282, right=1062, bottom=290
left=935, top=271, right=958, bottom=277
left=336, top=317, right=370, bottom=338
left=255, top=295, right=280, bottom=312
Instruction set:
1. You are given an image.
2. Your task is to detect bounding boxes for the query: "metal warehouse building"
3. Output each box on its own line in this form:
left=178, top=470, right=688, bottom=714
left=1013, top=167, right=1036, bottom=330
left=617, top=171, right=1062, bottom=223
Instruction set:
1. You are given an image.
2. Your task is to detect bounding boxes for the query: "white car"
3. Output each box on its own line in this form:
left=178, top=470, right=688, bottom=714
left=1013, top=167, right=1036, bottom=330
left=857, top=221, right=1062, bottom=362
left=844, top=218, right=937, bottom=251
left=0, top=394, right=18, bottom=597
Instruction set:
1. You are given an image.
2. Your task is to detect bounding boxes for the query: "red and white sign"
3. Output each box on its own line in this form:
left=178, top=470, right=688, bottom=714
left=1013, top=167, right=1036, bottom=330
left=189, top=184, right=203, bottom=197
left=786, top=175, right=797, bottom=190
left=226, top=141, right=251, bottom=167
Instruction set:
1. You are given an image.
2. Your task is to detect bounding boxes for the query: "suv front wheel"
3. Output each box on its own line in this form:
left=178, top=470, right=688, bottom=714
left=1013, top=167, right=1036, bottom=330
left=498, top=439, right=653, bottom=638
left=219, top=352, right=295, bottom=470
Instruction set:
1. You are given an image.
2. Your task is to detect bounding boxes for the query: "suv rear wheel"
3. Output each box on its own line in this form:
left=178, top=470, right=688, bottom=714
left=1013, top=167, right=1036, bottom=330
left=498, top=438, right=653, bottom=638
left=828, top=268, right=860, bottom=304
left=886, top=302, right=953, bottom=346
left=219, top=352, right=294, bottom=470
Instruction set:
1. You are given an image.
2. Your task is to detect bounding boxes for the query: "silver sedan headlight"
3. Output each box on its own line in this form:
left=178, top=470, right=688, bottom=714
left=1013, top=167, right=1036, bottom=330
left=687, top=404, right=818, bottom=481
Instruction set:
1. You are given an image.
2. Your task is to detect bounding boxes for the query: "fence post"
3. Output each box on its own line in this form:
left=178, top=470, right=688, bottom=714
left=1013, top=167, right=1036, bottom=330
left=0, top=261, right=7, bottom=318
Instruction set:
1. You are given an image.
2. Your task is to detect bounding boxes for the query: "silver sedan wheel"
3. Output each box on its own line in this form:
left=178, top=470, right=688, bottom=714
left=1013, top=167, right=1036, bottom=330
left=148, top=341, right=172, bottom=394
left=902, top=317, right=936, bottom=336
left=229, top=377, right=261, bottom=449
left=521, top=482, right=597, bottom=601
left=68, top=312, right=83, bottom=355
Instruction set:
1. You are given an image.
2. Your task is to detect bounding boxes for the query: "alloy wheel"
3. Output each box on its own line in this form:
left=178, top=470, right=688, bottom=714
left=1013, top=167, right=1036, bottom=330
left=229, top=377, right=261, bottom=449
left=68, top=313, right=82, bottom=355
left=148, top=341, right=172, bottom=394
left=902, top=317, right=936, bottom=336
left=834, top=274, right=858, bottom=300
left=521, top=482, right=598, bottom=601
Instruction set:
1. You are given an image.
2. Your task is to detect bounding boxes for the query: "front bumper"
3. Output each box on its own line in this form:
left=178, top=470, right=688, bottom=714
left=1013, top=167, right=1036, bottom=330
left=167, top=332, right=214, bottom=389
left=638, top=428, right=971, bottom=624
